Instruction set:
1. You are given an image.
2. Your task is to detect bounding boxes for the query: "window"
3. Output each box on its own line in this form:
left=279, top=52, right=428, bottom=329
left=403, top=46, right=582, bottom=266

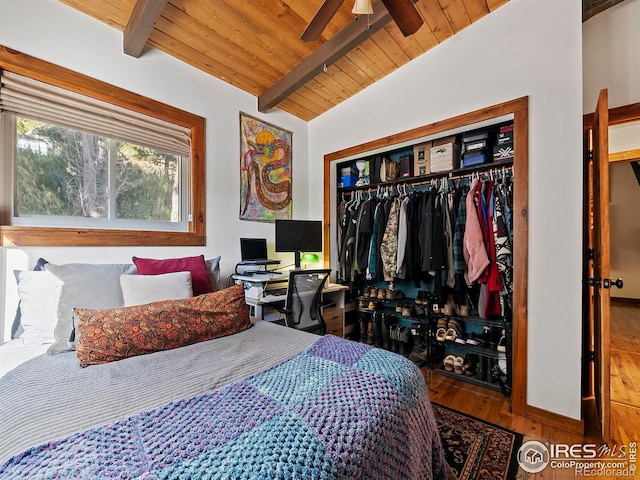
left=0, top=46, right=205, bottom=246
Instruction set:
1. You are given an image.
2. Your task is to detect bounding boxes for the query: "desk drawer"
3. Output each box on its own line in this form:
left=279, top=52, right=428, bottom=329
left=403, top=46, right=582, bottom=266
left=324, top=307, right=344, bottom=337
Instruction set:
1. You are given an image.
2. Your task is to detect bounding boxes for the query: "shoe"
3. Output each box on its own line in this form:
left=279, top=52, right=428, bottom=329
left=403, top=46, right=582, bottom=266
left=373, top=312, right=384, bottom=348
left=463, top=354, right=479, bottom=376
left=436, top=327, right=447, bottom=342
left=453, top=356, right=464, bottom=374
left=446, top=319, right=463, bottom=342
left=367, top=300, right=377, bottom=310
left=414, top=304, right=425, bottom=316
left=395, top=302, right=404, bottom=313
left=458, top=305, right=470, bottom=316
left=358, top=299, right=368, bottom=309
left=497, top=329, right=506, bottom=352
left=489, top=327, right=501, bottom=350
left=402, top=305, right=415, bottom=317
left=498, top=352, right=507, bottom=375
left=466, top=333, right=481, bottom=346
left=445, top=328, right=457, bottom=342
left=480, top=325, right=491, bottom=348
left=390, top=324, right=400, bottom=353
left=443, top=354, right=456, bottom=372
left=369, top=287, right=378, bottom=298
left=442, top=303, right=454, bottom=316
left=363, top=286, right=371, bottom=297
left=377, top=288, right=386, bottom=300
left=454, top=332, right=467, bottom=344
left=359, top=315, right=368, bottom=343
left=382, top=315, right=394, bottom=350
left=367, top=319, right=375, bottom=345
left=398, top=326, right=412, bottom=356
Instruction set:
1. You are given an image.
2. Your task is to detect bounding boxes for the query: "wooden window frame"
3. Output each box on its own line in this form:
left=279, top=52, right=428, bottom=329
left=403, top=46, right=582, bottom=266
left=0, top=46, right=206, bottom=247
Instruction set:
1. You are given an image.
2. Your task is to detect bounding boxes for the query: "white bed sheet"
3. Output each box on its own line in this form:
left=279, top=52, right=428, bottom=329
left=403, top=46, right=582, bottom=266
left=0, top=339, right=50, bottom=379
left=0, top=320, right=318, bottom=465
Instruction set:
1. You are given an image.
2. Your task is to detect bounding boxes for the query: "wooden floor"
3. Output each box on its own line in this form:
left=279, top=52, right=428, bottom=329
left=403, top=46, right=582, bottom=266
left=610, top=300, right=640, bottom=452
left=422, top=300, right=640, bottom=479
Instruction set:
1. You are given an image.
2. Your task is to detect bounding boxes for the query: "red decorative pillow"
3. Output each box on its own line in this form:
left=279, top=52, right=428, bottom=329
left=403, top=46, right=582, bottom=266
left=74, top=284, right=251, bottom=367
left=132, top=255, right=213, bottom=296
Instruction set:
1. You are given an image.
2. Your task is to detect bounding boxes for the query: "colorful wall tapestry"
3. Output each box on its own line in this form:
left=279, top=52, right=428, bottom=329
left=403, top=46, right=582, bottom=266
left=239, top=113, right=292, bottom=222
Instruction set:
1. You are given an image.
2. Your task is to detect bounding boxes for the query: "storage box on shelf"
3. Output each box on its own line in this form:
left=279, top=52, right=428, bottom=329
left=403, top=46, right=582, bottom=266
left=430, top=136, right=461, bottom=173
left=413, top=141, right=432, bottom=176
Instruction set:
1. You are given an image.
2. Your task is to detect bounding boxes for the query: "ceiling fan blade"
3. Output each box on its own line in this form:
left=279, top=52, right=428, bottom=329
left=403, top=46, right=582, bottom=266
left=380, top=0, right=423, bottom=37
left=301, top=0, right=347, bottom=42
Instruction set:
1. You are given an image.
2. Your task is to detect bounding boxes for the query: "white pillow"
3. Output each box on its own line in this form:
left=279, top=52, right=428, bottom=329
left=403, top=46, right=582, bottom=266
left=45, top=263, right=138, bottom=354
left=120, top=271, right=193, bottom=306
left=14, top=270, right=57, bottom=345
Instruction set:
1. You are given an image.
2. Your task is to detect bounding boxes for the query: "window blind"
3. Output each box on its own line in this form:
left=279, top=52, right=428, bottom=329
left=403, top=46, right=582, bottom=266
left=0, top=70, right=191, bottom=157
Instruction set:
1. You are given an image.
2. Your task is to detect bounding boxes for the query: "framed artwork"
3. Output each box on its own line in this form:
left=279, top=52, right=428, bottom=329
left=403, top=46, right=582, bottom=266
left=239, top=113, right=292, bottom=222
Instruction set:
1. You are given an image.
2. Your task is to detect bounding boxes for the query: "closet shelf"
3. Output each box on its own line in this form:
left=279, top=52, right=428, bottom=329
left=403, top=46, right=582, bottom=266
left=338, top=158, right=513, bottom=194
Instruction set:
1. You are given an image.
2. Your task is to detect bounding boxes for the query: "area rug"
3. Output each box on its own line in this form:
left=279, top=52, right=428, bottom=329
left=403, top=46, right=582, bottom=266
left=432, top=403, right=523, bottom=480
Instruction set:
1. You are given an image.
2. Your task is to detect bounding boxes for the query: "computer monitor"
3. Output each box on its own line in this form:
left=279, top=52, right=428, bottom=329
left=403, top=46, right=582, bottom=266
left=240, top=238, right=269, bottom=262
left=275, top=219, right=322, bottom=269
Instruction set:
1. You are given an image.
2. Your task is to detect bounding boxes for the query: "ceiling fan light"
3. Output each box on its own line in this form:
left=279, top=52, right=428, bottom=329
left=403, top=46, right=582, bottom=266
left=352, top=0, right=373, bottom=15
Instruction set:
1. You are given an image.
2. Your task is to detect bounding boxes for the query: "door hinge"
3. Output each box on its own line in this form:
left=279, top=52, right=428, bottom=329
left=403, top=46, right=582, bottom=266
left=587, top=248, right=594, bottom=260
left=587, top=277, right=601, bottom=287
left=589, top=350, right=595, bottom=363
left=588, top=150, right=593, bottom=162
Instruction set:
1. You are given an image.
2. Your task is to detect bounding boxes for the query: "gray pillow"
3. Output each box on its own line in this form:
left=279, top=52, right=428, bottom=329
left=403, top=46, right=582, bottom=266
left=206, top=256, right=222, bottom=291
left=45, top=263, right=137, bottom=354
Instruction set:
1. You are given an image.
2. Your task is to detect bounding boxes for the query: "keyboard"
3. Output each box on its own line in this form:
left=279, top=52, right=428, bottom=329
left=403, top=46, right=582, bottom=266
left=265, top=287, right=287, bottom=297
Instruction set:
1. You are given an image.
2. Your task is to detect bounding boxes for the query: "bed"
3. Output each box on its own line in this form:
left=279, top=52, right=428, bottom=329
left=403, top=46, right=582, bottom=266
left=1, top=259, right=447, bottom=479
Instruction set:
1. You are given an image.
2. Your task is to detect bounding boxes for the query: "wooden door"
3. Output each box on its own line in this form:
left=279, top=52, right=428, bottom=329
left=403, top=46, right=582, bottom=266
left=591, top=88, right=611, bottom=441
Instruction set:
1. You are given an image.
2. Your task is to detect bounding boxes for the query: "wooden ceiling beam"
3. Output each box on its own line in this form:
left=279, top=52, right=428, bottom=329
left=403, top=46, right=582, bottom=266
left=123, top=0, right=169, bottom=57
left=258, top=4, right=395, bottom=113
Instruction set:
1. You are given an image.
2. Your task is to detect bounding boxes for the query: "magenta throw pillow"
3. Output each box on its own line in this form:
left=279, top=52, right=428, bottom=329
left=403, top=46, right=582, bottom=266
left=132, top=255, right=213, bottom=295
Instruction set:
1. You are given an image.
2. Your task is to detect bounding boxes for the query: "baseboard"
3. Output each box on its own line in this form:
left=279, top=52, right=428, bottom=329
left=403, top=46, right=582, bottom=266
left=526, top=405, right=585, bottom=437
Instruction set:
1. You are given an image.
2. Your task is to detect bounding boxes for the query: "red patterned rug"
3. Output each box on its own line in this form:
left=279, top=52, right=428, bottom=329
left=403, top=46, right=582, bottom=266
left=432, top=403, right=523, bottom=480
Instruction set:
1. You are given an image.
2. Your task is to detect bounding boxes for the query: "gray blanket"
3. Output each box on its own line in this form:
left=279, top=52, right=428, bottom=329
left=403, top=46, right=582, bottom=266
left=0, top=320, right=317, bottom=464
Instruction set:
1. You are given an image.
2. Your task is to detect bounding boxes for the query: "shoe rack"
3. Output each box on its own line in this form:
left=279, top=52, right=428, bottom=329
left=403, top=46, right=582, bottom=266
left=355, top=282, right=510, bottom=394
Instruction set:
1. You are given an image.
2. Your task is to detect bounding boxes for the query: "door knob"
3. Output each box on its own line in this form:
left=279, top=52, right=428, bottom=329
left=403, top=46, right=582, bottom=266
left=602, top=278, right=624, bottom=289
left=610, top=278, right=624, bottom=289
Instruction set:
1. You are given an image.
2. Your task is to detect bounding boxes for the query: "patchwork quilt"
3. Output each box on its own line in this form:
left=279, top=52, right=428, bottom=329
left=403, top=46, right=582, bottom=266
left=1, top=335, right=447, bottom=479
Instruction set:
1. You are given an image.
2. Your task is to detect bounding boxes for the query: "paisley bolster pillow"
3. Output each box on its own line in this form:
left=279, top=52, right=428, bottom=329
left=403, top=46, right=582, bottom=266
left=74, top=284, right=251, bottom=367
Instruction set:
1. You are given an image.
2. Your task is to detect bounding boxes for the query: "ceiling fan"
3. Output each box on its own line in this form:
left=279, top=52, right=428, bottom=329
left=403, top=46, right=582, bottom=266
left=301, top=0, right=423, bottom=42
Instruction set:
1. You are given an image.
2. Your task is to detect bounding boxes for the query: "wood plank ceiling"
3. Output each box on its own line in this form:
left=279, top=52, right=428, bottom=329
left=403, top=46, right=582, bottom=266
left=57, top=0, right=512, bottom=121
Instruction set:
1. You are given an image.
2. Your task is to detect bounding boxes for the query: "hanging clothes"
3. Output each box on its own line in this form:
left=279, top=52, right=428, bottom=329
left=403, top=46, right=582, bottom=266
left=395, top=194, right=411, bottom=279
left=463, top=178, right=490, bottom=285
left=380, top=196, right=402, bottom=282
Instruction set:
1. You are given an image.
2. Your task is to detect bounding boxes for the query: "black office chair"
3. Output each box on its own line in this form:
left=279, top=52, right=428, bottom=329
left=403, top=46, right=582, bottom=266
left=280, top=269, right=331, bottom=335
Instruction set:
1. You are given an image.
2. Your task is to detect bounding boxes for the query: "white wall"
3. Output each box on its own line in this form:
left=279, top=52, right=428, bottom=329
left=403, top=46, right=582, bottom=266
left=583, top=0, right=640, bottom=111
left=583, top=0, right=640, bottom=301
left=0, top=0, right=309, bottom=338
left=309, top=0, right=584, bottom=419
left=610, top=163, right=640, bottom=299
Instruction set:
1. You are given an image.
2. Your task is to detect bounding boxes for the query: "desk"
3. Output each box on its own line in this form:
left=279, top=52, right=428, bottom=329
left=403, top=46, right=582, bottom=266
left=232, top=274, right=351, bottom=336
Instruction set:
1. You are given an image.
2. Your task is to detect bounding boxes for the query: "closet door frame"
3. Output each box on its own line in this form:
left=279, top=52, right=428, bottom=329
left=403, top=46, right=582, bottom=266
left=322, top=96, right=529, bottom=417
